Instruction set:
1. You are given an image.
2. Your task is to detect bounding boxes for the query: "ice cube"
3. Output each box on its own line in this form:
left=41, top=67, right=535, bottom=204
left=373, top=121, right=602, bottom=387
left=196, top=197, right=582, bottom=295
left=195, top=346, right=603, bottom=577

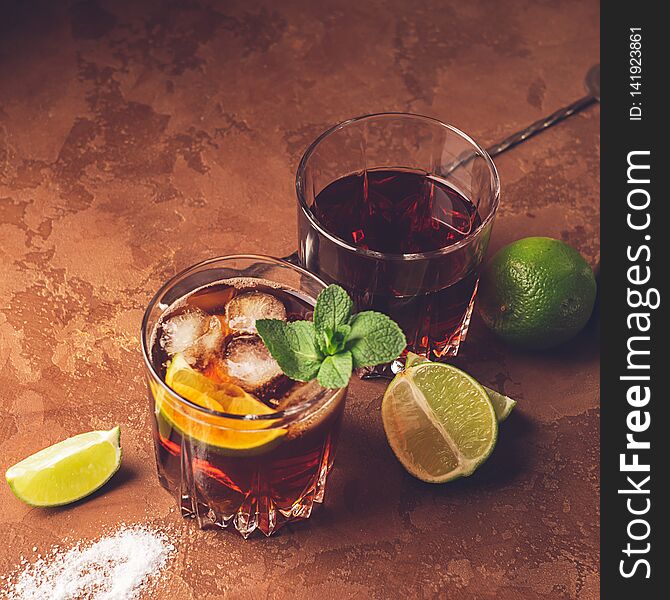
left=225, top=291, right=286, bottom=334
left=275, top=380, right=343, bottom=439
left=160, top=308, right=223, bottom=366
left=274, top=379, right=324, bottom=412
left=223, top=335, right=283, bottom=394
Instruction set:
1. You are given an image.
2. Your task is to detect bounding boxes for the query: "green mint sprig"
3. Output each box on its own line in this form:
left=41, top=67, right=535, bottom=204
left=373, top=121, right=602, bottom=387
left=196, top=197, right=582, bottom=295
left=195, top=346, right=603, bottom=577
left=256, top=285, right=406, bottom=389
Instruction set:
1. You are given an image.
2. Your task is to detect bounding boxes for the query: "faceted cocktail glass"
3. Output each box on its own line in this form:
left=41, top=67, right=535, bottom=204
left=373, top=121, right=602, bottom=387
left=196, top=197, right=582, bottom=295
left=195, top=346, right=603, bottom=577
left=141, top=255, right=346, bottom=538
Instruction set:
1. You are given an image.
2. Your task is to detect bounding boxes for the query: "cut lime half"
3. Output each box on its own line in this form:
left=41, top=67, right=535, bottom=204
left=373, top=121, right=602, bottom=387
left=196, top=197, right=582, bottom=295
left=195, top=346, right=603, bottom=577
left=382, top=362, right=498, bottom=483
left=5, top=426, right=122, bottom=506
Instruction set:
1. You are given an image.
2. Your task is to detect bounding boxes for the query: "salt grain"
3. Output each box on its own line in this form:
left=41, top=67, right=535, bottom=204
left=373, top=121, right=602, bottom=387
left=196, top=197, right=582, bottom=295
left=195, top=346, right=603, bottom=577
left=3, top=525, right=174, bottom=600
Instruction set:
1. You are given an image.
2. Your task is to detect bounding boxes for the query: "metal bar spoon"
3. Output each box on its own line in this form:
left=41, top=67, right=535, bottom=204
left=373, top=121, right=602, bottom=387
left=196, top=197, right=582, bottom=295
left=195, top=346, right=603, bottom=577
left=486, top=64, right=600, bottom=158
left=283, top=64, right=600, bottom=268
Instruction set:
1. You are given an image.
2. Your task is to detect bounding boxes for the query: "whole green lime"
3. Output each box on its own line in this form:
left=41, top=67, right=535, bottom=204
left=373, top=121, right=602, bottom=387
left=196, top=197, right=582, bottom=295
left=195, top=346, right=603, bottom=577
left=478, top=237, right=597, bottom=349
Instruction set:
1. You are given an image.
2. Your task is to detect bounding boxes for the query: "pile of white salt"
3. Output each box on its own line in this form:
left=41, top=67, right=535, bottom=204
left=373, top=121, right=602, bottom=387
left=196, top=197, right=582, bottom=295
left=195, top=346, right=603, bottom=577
left=2, top=525, right=174, bottom=600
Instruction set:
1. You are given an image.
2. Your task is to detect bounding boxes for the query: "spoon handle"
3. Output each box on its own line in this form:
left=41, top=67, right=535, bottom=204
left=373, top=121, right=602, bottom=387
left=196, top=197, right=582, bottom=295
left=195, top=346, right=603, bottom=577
left=487, top=94, right=597, bottom=157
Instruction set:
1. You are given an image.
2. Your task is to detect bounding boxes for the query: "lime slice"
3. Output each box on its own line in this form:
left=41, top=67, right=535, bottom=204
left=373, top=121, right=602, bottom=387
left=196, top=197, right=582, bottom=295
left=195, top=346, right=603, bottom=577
left=404, top=352, right=429, bottom=369
left=159, top=354, right=284, bottom=454
left=382, top=362, right=498, bottom=483
left=5, top=427, right=121, bottom=506
left=404, top=352, right=516, bottom=422
left=483, top=387, right=516, bottom=422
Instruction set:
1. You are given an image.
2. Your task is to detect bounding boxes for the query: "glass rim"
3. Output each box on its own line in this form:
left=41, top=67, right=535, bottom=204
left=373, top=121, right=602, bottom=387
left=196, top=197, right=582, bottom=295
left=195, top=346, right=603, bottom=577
left=295, top=111, right=501, bottom=261
left=140, top=254, right=340, bottom=423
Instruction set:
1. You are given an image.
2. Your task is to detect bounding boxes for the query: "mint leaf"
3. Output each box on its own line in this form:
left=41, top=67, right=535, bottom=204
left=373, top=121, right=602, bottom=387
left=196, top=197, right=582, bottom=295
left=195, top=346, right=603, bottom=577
left=332, top=323, right=351, bottom=352
left=313, top=285, right=353, bottom=339
left=346, top=311, right=406, bottom=368
left=258, top=285, right=407, bottom=387
left=318, top=323, right=351, bottom=356
left=256, top=319, right=323, bottom=382
left=317, top=351, right=353, bottom=388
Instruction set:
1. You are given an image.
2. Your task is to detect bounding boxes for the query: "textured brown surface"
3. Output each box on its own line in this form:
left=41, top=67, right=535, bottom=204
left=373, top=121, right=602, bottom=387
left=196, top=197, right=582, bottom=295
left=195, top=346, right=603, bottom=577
left=0, top=1, right=599, bottom=598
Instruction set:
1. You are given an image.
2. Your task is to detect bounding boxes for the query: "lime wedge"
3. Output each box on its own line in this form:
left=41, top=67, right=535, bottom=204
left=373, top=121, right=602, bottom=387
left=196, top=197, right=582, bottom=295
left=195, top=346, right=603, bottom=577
left=483, top=386, right=516, bottom=422
left=5, top=427, right=121, bottom=506
left=404, top=352, right=429, bottom=369
left=404, top=352, right=516, bottom=422
left=382, top=362, right=497, bottom=483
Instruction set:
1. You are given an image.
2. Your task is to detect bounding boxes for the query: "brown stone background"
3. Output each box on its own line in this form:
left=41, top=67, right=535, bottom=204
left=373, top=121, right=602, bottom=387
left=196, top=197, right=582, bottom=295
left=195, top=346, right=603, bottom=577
left=0, top=0, right=599, bottom=598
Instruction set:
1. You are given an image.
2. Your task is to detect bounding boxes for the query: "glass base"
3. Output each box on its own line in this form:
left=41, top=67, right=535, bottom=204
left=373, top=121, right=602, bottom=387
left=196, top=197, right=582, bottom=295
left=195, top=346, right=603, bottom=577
left=175, top=476, right=328, bottom=539
left=158, top=438, right=335, bottom=539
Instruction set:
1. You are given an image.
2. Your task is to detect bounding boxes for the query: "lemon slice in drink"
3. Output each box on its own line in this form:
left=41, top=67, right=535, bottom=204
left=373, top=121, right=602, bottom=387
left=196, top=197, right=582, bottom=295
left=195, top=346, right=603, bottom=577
left=382, top=362, right=498, bottom=483
left=158, top=354, right=284, bottom=453
left=404, top=352, right=516, bottom=422
left=5, top=427, right=121, bottom=506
